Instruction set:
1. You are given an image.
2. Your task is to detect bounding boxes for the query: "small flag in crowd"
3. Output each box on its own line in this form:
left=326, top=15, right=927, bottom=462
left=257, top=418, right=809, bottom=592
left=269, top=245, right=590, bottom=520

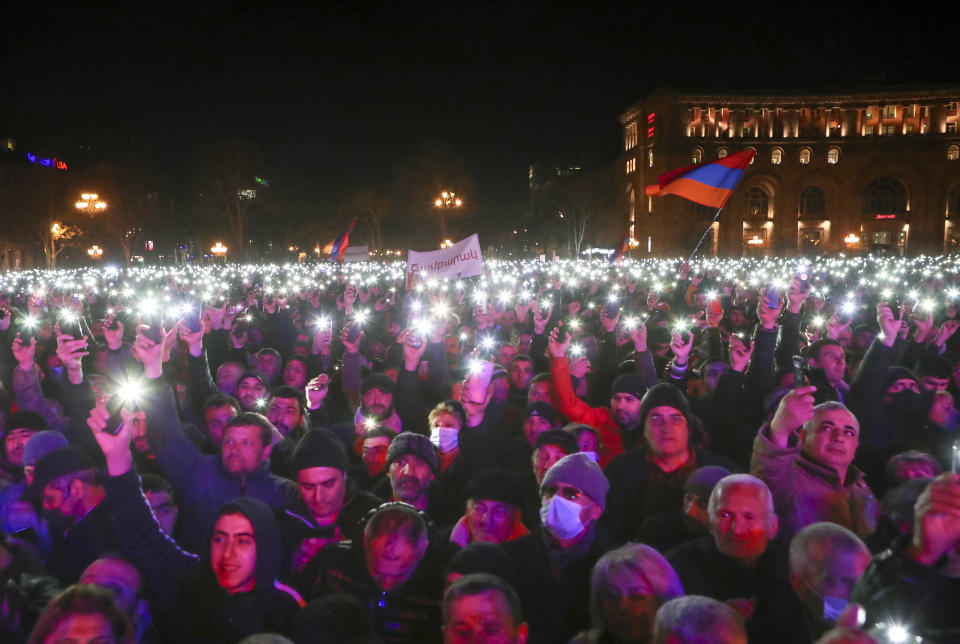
left=324, top=220, right=356, bottom=261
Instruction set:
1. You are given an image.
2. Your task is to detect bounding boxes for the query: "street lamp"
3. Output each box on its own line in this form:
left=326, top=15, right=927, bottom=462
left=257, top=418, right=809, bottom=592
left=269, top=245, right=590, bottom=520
left=211, top=242, right=228, bottom=262
left=87, top=245, right=103, bottom=258
left=433, top=191, right=463, bottom=242
left=75, top=192, right=107, bottom=213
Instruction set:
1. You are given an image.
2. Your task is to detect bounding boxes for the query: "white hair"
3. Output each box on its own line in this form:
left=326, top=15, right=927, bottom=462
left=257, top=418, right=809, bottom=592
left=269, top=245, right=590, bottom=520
left=589, top=543, right=684, bottom=630
left=802, top=401, right=859, bottom=435
left=707, top=474, right=777, bottom=532
left=652, top=595, right=745, bottom=644
left=789, top=522, right=870, bottom=581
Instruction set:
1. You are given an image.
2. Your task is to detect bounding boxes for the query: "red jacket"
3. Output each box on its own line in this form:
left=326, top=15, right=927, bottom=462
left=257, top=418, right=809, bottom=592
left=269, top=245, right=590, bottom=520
left=550, top=356, right=624, bottom=468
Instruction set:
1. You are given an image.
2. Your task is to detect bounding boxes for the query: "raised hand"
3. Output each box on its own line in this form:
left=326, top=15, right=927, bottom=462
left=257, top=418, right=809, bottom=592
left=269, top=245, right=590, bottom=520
left=547, top=325, right=571, bottom=359
left=876, top=303, right=903, bottom=347
left=670, top=330, right=694, bottom=366
left=908, top=473, right=960, bottom=565
left=729, top=335, right=753, bottom=373
left=306, top=374, right=330, bottom=410
left=88, top=395, right=135, bottom=476
left=769, top=385, right=818, bottom=443
left=12, top=333, right=36, bottom=370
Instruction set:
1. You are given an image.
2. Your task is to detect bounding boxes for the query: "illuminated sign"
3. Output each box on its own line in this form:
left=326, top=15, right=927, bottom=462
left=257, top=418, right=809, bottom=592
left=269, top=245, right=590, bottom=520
left=647, top=112, right=656, bottom=138
left=26, top=152, right=68, bottom=170
left=874, top=214, right=897, bottom=220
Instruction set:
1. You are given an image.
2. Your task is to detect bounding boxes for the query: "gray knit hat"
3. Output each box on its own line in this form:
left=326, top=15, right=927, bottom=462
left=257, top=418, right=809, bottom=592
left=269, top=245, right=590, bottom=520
left=541, top=452, right=609, bottom=511
left=385, top=432, right=438, bottom=472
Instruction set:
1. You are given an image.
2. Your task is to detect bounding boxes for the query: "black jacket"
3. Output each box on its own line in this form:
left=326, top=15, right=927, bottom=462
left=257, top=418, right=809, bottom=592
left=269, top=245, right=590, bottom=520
left=104, top=468, right=304, bottom=644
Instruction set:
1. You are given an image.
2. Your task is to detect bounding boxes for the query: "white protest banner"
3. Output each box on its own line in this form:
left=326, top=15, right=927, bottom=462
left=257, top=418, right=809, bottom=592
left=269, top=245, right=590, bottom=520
left=406, top=234, right=484, bottom=282
left=342, top=245, right=369, bottom=263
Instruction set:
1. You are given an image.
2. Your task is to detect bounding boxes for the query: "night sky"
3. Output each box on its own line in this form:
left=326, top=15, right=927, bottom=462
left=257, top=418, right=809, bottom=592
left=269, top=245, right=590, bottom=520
left=2, top=1, right=956, bottom=221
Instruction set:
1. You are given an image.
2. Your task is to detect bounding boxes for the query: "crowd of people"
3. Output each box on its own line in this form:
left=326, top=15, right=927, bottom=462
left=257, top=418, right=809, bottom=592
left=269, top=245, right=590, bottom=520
left=0, top=254, right=959, bottom=643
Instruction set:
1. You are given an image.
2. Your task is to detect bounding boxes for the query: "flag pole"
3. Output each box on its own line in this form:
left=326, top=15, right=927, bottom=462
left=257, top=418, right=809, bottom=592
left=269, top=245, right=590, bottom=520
left=685, top=207, right=723, bottom=265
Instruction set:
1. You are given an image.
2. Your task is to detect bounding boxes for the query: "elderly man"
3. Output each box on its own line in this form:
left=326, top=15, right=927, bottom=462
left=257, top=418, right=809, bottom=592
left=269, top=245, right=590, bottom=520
left=443, top=573, right=529, bottom=644
left=503, top=453, right=612, bottom=643
left=376, top=432, right=456, bottom=526
left=752, top=390, right=878, bottom=540
left=769, top=522, right=872, bottom=644
left=445, top=470, right=529, bottom=550
left=296, top=502, right=444, bottom=643
left=652, top=596, right=747, bottom=644
left=666, top=474, right=793, bottom=643
left=605, top=383, right=738, bottom=542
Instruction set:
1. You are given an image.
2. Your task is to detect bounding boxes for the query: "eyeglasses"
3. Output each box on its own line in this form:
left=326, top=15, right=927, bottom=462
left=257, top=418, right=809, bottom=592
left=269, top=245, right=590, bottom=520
left=543, top=484, right=584, bottom=502
left=646, top=414, right=687, bottom=428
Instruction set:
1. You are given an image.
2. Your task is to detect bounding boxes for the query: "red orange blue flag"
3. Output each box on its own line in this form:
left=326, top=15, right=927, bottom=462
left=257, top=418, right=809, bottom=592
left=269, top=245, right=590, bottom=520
left=644, top=149, right=756, bottom=209
left=325, top=220, right=355, bottom=261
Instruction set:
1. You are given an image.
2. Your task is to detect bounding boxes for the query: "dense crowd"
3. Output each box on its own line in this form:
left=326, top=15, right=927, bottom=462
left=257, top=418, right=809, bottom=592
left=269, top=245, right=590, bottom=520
left=1, top=254, right=960, bottom=643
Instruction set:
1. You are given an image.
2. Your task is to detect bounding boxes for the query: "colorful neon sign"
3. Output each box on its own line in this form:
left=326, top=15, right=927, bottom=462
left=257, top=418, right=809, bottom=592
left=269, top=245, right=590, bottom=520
left=874, top=214, right=897, bottom=220
left=26, top=152, right=68, bottom=170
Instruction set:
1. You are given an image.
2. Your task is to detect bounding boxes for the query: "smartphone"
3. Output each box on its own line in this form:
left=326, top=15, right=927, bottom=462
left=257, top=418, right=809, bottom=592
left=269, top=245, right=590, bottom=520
left=345, top=320, right=361, bottom=344
left=763, top=285, right=780, bottom=310
left=140, top=310, right=163, bottom=344
left=604, top=299, right=620, bottom=319
left=105, top=394, right=134, bottom=436
left=797, top=272, right=811, bottom=291
left=182, top=300, right=202, bottom=333
left=792, top=355, right=805, bottom=389
left=59, top=311, right=83, bottom=339
left=736, top=332, right=752, bottom=351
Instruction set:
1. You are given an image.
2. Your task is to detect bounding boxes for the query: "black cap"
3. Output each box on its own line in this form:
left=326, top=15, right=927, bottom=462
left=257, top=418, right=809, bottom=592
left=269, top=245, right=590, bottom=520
left=524, top=401, right=561, bottom=427
left=4, top=410, right=47, bottom=437
left=291, top=429, right=349, bottom=473
left=22, top=445, right=93, bottom=503
left=463, top=470, right=526, bottom=508
left=610, top=373, right=646, bottom=401
left=534, top=429, right=578, bottom=454
left=360, top=373, right=395, bottom=396
left=385, top=432, right=438, bottom=472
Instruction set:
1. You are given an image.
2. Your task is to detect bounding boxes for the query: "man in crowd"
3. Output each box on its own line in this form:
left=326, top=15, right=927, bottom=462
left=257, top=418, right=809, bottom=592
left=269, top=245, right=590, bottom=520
left=443, top=573, right=529, bottom=644
left=652, top=596, right=747, bottom=644
left=752, top=390, right=878, bottom=541
left=635, top=465, right=730, bottom=553
left=806, top=339, right=849, bottom=405
left=378, top=432, right=456, bottom=526
left=605, top=383, right=738, bottom=542
left=445, top=470, right=528, bottom=550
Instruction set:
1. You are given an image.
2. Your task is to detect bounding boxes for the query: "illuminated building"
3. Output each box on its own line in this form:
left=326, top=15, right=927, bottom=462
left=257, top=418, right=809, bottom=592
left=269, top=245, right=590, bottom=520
left=621, top=86, right=960, bottom=256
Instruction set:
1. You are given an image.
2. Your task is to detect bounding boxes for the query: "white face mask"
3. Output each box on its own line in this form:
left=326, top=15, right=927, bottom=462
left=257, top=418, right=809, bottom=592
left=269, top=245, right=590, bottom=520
left=539, top=495, right=586, bottom=541
left=430, top=426, right=459, bottom=454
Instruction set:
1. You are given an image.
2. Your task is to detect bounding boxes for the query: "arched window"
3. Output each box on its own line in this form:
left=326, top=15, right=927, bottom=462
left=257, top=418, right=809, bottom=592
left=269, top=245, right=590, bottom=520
left=717, top=147, right=728, bottom=159
left=799, top=186, right=826, bottom=216
left=862, top=177, right=908, bottom=215
left=648, top=148, right=655, bottom=168
left=746, top=187, right=769, bottom=218
left=692, top=148, right=703, bottom=164
left=827, top=147, right=840, bottom=165
left=949, top=144, right=959, bottom=161
left=770, top=148, right=783, bottom=165
left=745, top=147, right=757, bottom=164
left=799, top=148, right=812, bottom=165
left=948, top=185, right=960, bottom=218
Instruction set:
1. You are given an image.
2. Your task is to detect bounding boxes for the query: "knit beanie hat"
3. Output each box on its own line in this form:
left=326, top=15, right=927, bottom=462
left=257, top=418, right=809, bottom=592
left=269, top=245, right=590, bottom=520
left=637, top=383, right=691, bottom=428
left=683, top=465, right=731, bottom=500
left=610, top=373, right=646, bottom=401
left=541, top=452, right=609, bottom=511
left=464, top=470, right=526, bottom=508
left=385, top=432, right=438, bottom=472
left=360, top=373, right=395, bottom=396
left=22, top=431, right=68, bottom=467
left=291, top=429, right=348, bottom=473
left=5, top=410, right=47, bottom=435
left=883, top=366, right=918, bottom=392
left=448, top=542, right=518, bottom=590
left=524, top=401, right=562, bottom=427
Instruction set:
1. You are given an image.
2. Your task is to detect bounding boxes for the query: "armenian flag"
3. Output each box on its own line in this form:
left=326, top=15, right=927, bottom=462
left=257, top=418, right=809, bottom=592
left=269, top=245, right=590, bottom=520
left=324, top=220, right=355, bottom=261
left=612, top=232, right=630, bottom=266
left=645, top=149, right=756, bottom=209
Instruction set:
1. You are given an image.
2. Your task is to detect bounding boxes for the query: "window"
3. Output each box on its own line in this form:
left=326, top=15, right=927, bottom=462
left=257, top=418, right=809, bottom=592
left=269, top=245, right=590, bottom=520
left=904, top=105, right=917, bottom=118
left=717, top=147, right=728, bottom=159
left=741, top=126, right=752, bottom=138
left=865, top=107, right=874, bottom=118
left=770, top=148, right=783, bottom=165
left=3, top=137, right=13, bottom=151
left=862, top=177, right=908, bottom=215
left=647, top=148, right=654, bottom=168
left=948, top=145, right=960, bottom=161
left=948, top=102, right=959, bottom=114
left=692, top=148, right=703, bottom=164
left=882, top=125, right=897, bottom=136
left=863, top=126, right=874, bottom=136
left=799, top=187, right=826, bottom=216
left=947, top=123, right=958, bottom=135
left=625, top=123, right=638, bottom=150
left=626, top=158, right=636, bottom=174
left=799, top=148, right=812, bottom=165
left=883, top=105, right=897, bottom=119
left=746, top=187, right=769, bottom=218
left=905, top=124, right=915, bottom=135
left=949, top=184, right=960, bottom=217
left=827, top=147, right=840, bottom=165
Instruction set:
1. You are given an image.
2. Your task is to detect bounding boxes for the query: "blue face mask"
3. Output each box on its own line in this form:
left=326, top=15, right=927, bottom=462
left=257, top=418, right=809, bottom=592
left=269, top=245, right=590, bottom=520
left=582, top=451, right=600, bottom=463
left=429, top=426, right=459, bottom=454
left=805, top=583, right=848, bottom=622
left=539, top=495, right=586, bottom=541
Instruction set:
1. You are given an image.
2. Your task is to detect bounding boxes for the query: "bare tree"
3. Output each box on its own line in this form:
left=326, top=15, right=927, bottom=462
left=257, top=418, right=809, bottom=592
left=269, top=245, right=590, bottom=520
left=195, top=139, right=266, bottom=260
left=83, top=159, right=162, bottom=265
left=337, top=189, right=390, bottom=249
left=42, top=222, right=81, bottom=269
